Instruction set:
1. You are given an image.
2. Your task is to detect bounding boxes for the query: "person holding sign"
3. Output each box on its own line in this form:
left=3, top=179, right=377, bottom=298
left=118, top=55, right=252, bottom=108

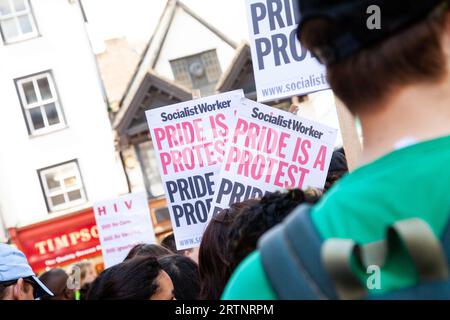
left=223, top=0, right=450, bottom=299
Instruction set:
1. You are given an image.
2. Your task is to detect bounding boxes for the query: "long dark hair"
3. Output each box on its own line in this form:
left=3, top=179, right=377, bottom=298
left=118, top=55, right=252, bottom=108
left=87, top=256, right=161, bottom=300
left=159, top=254, right=199, bottom=300
left=124, top=243, right=173, bottom=261
left=198, top=199, right=258, bottom=300
left=227, top=189, right=322, bottom=271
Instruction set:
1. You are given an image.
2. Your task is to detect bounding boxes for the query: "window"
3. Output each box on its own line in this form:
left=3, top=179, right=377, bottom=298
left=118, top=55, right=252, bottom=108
left=154, top=207, right=170, bottom=224
left=38, top=161, right=87, bottom=212
left=0, top=0, right=38, bottom=43
left=170, top=49, right=222, bottom=96
left=16, top=72, right=65, bottom=135
left=136, top=141, right=165, bottom=198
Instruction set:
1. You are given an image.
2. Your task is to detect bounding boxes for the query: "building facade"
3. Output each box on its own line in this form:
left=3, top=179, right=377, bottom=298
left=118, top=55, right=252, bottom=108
left=111, top=1, right=297, bottom=230
left=0, top=0, right=128, bottom=269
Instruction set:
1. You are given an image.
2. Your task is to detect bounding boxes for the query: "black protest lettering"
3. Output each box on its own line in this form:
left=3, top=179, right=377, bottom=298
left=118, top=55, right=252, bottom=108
left=166, top=181, right=177, bottom=202
left=177, top=178, right=191, bottom=201
left=215, top=178, right=233, bottom=204
left=172, top=205, right=184, bottom=227
left=250, top=2, right=267, bottom=35
left=252, top=0, right=309, bottom=70
left=267, top=0, right=285, bottom=30
left=229, top=182, right=246, bottom=206
left=184, top=202, right=196, bottom=225
left=255, top=37, right=272, bottom=70
left=227, top=181, right=265, bottom=207
left=167, top=173, right=215, bottom=228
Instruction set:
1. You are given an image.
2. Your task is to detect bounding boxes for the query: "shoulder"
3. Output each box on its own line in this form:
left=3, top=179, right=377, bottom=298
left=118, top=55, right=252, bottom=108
left=222, top=251, right=277, bottom=300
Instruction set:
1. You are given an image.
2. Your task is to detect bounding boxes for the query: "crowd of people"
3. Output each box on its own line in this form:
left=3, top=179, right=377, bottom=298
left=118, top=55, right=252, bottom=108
left=2, top=0, right=450, bottom=301
left=0, top=149, right=348, bottom=301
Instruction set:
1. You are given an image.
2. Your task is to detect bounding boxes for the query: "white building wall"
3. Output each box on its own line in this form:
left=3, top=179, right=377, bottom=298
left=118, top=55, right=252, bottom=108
left=154, top=6, right=237, bottom=81
left=0, top=0, right=128, bottom=229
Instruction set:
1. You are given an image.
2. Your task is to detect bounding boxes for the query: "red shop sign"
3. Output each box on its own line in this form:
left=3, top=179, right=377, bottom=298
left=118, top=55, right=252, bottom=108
left=9, top=208, right=102, bottom=273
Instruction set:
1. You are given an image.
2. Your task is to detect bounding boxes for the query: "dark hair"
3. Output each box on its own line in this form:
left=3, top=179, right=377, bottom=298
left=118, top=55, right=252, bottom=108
left=198, top=199, right=258, bottom=300
left=124, top=243, right=172, bottom=261
left=300, top=8, right=448, bottom=114
left=159, top=254, right=199, bottom=300
left=227, top=189, right=322, bottom=271
left=0, top=283, right=8, bottom=300
left=79, top=282, right=91, bottom=300
left=161, top=233, right=177, bottom=253
left=39, top=268, right=72, bottom=300
left=324, top=148, right=349, bottom=191
left=87, top=256, right=162, bottom=300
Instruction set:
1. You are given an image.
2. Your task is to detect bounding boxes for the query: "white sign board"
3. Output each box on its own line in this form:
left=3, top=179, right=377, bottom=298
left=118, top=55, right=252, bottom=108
left=210, top=99, right=338, bottom=214
left=93, top=192, right=156, bottom=268
left=146, top=90, right=245, bottom=250
left=246, top=0, right=329, bottom=102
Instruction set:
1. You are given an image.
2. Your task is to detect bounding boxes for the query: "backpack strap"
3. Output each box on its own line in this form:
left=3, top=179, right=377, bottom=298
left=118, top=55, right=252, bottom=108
left=322, top=218, right=450, bottom=300
left=440, top=216, right=450, bottom=266
left=322, top=239, right=367, bottom=300
left=258, top=204, right=338, bottom=300
left=388, top=218, right=449, bottom=281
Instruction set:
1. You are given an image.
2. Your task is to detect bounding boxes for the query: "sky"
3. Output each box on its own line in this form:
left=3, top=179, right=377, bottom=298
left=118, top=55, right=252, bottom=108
left=81, top=0, right=249, bottom=45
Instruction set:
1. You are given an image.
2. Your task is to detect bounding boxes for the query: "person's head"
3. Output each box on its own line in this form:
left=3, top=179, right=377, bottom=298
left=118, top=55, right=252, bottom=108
left=198, top=199, right=259, bottom=300
left=298, top=0, right=450, bottom=115
left=227, top=189, right=322, bottom=271
left=161, top=233, right=200, bottom=264
left=158, top=254, right=200, bottom=300
left=325, top=148, right=349, bottom=191
left=124, top=243, right=173, bottom=261
left=38, top=269, right=74, bottom=300
left=70, top=261, right=97, bottom=286
left=0, top=244, right=53, bottom=300
left=78, top=282, right=91, bottom=300
left=161, top=233, right=177, bottom=253
left=87, top=256, right=175, bottom=300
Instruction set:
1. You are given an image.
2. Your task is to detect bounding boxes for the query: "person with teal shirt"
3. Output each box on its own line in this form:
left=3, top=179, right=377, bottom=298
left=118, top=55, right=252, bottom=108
left=222, top=0, right=450, bottom=299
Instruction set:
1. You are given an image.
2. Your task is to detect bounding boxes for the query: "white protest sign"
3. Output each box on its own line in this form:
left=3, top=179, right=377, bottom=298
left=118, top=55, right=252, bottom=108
left=210, top=99, right=338, bottom=215
left=246, top=0, right=329, bottom=102
left=145, top=90, right=245, bottom=250
left=93, top=192, right=156, bottom=268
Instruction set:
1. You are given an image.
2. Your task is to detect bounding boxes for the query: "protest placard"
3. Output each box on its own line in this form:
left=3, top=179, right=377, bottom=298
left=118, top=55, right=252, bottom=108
left=145, top=90, right=245, bottom=250
left=93, top=192, right=156, bottom=268
left=246, top=0, right=329, bottom=102
left=210, top=99, right=338, bottom=215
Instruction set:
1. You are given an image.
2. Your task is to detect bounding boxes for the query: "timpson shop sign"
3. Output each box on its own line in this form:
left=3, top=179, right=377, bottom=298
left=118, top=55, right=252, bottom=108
left=8, top=208, right=102, bottom=272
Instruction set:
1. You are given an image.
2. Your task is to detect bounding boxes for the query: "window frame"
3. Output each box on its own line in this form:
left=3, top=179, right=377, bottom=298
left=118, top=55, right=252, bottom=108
left=0, top=0, right=39, bottom=44
left=135, top=140, right=165, bottom=199
left=38, top=160, right=87, bottom=213
left=169, top=49, right=222, bottom=95
left=15, top=71, right=66, bottom=136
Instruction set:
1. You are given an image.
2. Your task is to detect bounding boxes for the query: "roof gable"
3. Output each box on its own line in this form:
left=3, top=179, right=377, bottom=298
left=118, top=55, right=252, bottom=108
left=115, top=71, right=192, bottom=146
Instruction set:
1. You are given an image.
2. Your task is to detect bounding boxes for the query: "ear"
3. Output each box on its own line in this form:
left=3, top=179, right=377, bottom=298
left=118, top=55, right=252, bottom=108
left=12, top=278, right=25, bottom=300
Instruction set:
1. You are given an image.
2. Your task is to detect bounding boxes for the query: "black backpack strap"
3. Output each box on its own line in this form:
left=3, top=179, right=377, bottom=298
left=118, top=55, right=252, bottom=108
left=258, top=204, right=338, bottom=300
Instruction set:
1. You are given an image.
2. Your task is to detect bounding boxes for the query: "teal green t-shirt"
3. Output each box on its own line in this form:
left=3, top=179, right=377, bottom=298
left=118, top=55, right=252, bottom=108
left=222, top=135, right=450, bottom=299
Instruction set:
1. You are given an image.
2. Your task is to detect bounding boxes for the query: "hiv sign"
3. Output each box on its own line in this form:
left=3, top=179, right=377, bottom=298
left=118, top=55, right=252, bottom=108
left=210, top=99, right=338, bottom=215
left=146, top=90, right=245, bottom=250
left=246, top=0, right=329, bottom=102
left=93, top=192, right=156, bottom=268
